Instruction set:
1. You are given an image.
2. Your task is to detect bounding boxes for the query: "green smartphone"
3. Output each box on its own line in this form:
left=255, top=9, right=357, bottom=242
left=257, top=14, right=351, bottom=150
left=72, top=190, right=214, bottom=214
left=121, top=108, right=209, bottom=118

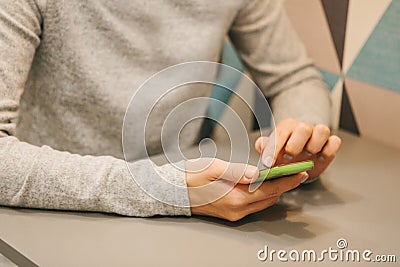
left=254, top=160, right=314, bottom=183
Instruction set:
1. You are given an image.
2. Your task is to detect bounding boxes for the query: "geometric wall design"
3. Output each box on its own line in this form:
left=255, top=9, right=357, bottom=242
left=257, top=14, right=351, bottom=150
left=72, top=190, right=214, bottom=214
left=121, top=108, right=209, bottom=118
left=211, top=0, right=399, bottom=150
left=284, top=0, right=400, bottom=149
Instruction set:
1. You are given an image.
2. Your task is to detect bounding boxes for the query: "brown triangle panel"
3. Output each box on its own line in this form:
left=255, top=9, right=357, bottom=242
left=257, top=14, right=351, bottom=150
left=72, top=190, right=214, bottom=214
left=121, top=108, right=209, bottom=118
left=321, top=0, right=349, bottom=67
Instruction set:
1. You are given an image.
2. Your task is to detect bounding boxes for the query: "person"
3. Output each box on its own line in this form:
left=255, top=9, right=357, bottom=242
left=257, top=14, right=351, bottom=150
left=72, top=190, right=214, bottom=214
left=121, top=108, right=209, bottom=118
left=0, top=0, right=341, bottom=221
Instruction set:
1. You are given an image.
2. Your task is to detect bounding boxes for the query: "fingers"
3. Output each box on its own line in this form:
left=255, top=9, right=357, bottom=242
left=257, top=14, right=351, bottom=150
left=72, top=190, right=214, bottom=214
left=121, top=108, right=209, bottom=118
left=245, top=196, right=281, bottom=215
left=236, top=172, right=307, bottom=203
left=257, top=120, right=336, bottom=166
left=303, top=135, right=342, bottom=179
left=261, top=119, right=297, bottom=167
left=305, top=124, right=330, bottom=154
left=255, top=136, right=268, bottom=154
left=261, top=130, right=289, bottom=167
left=220, top=172, right=307, bottom=221
left=229, top=196, right=281, bottom=221
left=260, top=133, right=277, bottom=167
left=320, top=135, right=342, bottom=160
left=285, top=122, right=313, bottom=157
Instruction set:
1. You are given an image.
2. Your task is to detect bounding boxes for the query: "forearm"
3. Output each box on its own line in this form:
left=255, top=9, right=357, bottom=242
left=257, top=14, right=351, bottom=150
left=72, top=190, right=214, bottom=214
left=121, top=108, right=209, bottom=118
left=270, top=78, right=331, bottom=126
left=0, top=136, right=191, bottom=216
left=229, top=0, right=331, bottom=127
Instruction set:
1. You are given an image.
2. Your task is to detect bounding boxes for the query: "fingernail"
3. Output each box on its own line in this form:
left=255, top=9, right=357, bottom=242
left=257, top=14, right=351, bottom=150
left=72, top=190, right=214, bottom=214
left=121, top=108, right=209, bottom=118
left=263, top=156, right=273, bottom=168
left=245, top=166, right=258, bottom=180
left=318, top=155, right=325, bottom=162
left=304, top=151, right=313, bottom=157
left=283, top=154, right=293, bottom=161
left=301, top=173, right=309, bottom=183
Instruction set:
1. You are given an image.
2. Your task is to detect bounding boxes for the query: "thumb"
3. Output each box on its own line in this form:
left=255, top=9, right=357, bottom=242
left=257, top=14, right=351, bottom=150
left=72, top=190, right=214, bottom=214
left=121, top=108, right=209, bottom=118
left=255, top=136, right=269, bottom=154
left=212, top=160, right=259, bottom=184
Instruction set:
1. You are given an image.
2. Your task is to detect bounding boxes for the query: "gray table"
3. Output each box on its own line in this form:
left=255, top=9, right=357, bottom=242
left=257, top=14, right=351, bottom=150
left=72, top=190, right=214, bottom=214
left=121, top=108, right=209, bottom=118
left=1, top=130, right=399, bottom=266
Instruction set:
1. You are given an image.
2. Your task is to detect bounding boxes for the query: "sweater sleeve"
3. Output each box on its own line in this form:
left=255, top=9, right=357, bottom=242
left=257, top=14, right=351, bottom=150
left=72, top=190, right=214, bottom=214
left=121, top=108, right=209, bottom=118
left=0, top=0, right=190, bottom=217
left=229, top=0, right=331, bottom=126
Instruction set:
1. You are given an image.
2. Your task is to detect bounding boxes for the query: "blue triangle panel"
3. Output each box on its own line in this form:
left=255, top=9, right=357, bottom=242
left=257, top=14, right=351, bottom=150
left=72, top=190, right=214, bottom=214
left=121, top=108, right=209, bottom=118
left=318, top=69, right=340, bottom=91
left=347, top=1, right=400, bottom=93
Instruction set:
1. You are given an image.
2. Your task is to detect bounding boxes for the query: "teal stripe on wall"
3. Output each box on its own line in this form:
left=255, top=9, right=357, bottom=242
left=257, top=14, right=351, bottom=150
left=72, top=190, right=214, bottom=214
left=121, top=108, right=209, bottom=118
left=319, top=69, right=340, bottom=91
left=347, top=1, right=400, bottom=94
left=208, top=41, right=244, bottom=124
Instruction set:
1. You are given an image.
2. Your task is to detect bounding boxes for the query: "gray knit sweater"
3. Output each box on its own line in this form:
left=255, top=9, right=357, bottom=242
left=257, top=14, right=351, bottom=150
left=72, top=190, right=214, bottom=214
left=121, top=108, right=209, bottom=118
left=0, top=0, right=331, bottom=216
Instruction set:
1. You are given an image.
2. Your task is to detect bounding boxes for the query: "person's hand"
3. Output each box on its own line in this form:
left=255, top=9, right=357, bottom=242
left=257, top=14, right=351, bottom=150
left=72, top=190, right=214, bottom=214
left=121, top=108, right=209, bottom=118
left=255, top=118, right=342, bottom=181
left=185, top=158, right=308, bottom=221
